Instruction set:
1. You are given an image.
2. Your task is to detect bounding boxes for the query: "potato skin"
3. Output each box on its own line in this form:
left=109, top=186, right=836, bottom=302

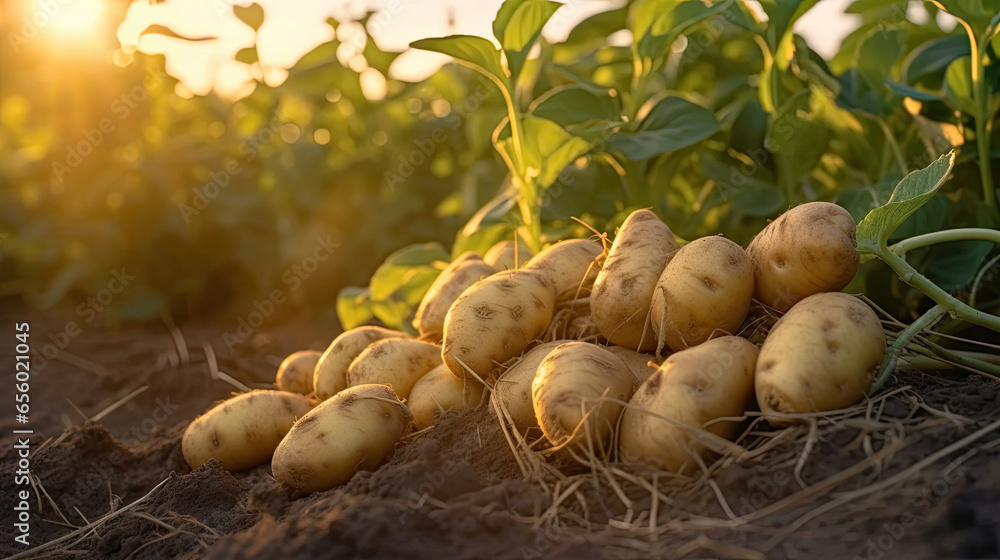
left=442, top=269, right=557, bottom=379
left=182, top=390, right=314, bottom=472
left=408, top=364, right=485, bottom=429
left=532, top=342, right=635, bottom=450
left=491, top=339, right=574, bottom=431
left=347, top=339, right=442, bottom=399
left=272, top=384, right=412, bottom=494
left=414, top=252, right=495, bottom=340
left=275, top=350, right=322, bottom=395
left=314, top=326, right=408, bottom=400
left=650, top=236, right=754, bottom=353
left=747, top=202, right=860, bottom=312
left=619, top=336, right=758, bottom=473
left=483, top=240, right=533, bottom=271
left=591, top=210, right=679, bottom=351
left=604, top=346, right=660, bottom=386
left=755, top=292, right=884, bottom=423
left=523, top=239, right=604, bottom=302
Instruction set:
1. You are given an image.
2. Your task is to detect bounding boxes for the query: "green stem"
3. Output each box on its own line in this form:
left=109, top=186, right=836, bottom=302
left=877, top=248, right=1000, bottom=332
left=897, top=351, right=1000, bottom=371
left=871, top=304, right=947, bottom=393
left=890, top=228, right=1000, bottom=256
left=968, top=26, right=997, bottom=211
left=918, top=338, right=1000, bottom=378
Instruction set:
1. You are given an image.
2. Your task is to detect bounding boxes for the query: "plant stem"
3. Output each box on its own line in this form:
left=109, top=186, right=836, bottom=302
left=897, top=351, right=1000, bottom=371
left=878, top=248, right=1000, bottom=332
left=871, top=304, right=947, bottom=393
left=890, top=228, right=1000, bottom=256
left=969, top=26, right=997, bottom=211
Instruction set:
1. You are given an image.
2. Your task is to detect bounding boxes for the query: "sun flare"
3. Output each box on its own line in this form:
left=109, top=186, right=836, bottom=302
left=30, top=0, right=106, bottom=40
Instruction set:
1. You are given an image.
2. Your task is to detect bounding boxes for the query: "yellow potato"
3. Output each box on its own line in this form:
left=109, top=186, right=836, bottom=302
left=523, top=239, right=604, bottom=302
left=491, top=339, right=574, bottom=431
left=414, top=252, right=495, bottom=340
left=532, top=342, right=634, bottom=451
left=314, top=326, right=408, bottom=400
left=747, top=202, right=860, bottom=311
left=182, top=390, right=314, bottom=472
left=442, top=269, right=556, bottom=379
left=275, top=350, right=321, bottom=395
left=650, top=236, right=754, bottom=353
left=347, top=339, right=442, bottom=399
left=591, top=209, right=679, bottom=351
left=604, top=345, right=660, bottom=386
left=272, top=384, right=412, bottom=494
left=619, top=336, right=758, bottom=473
left=483, top=239, right=533, bottom=271
left=408, top=364, right=485, bottom=429
left=756, top=292, right=884, bottom=423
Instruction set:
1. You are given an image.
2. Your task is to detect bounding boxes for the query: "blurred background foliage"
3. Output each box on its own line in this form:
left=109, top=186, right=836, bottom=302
left=0, top=0, right=997, bottom=343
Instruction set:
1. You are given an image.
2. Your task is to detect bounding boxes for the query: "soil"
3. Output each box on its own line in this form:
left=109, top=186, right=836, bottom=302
left=2, top=301, right=1000, bottom=560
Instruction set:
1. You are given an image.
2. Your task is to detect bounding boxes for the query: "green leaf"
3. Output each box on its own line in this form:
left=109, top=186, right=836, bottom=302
left=903, top=35, right=970, bottom=87
left=235, top=47, right=258, bottom=65
left=368, top=242, right=450, bottom=300
left=499, top=117, right=592, bottom=188
left=758, top=0, right=820, bottom=61
left=764, top=88, right=831, bottom=182
left=855, top=27, right=904, bottom=92
left=856, top=151, right=956, bottom=251
left=925, top=240, right=994, bottom=290
left=138, top=24, right=217, bottom=42
left=886, top=81, right=942, bottom=101
left=337, top=286, right=374, bottom=330
left=632, top=0, right=733, bottom=62
left=493, top=0, right=530, bottom=41
left=411, top=35, right=508, bottom=88
left=945, top=56, right=979, bottom=117
left=530, top=86, right=620, bottom=126
left=371, top=299, right=413, bottom=332
left=453, top=222, right=517, bottom=258
left=607, top=97, right=719, bottom=160
left=233, top=3, right=265, bottom=32
left=500, top=0, right=562, bottom=81
left=650, top=1, right=733, bottom=39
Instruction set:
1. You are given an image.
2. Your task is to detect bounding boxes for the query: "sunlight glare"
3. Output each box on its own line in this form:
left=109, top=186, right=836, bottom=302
left=33, top=0, right=106, bottom=40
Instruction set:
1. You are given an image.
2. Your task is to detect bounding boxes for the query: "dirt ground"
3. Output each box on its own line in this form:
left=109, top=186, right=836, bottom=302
left=2, top=301, right=1000, bottom=560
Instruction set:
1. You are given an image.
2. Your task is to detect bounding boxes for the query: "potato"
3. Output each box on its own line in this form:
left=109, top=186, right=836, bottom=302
left=414, top=252, right=495, bottom=339
left=347, top=339, right=442, bottom=399
left=747, top=201, right=860, bottom=312
left=567, top=314, right=603, bottom=341
left=650, top=236, right=754, bottom=353
left=491, top=339, right=574, bottom=431
left=442, top=269, right=556, bottom=379
left=483, top=239, right=533, bottom=270
left=605, top=345, right=660, bottom=386
left=591, top=210, right=679, bottom=351
left=756, top=292, right=884, bottom=423
left=275, top=350, right=321, bottom=395
left=619, top=336, right=758, bottom=473
left=408, top=364, right=485, bottom=429
left=523, top=239, right=604, bottom=302
left=532, top=342, right=634, bottom=451
left=314, top=326, right=408, bottom=400
left=182, top=390, right=314, bottom=472
left=272, top=384, right=412, bottom=494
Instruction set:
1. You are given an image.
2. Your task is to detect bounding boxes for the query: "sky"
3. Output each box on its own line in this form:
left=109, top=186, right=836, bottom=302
left=42, top=0, right=942, bottom=99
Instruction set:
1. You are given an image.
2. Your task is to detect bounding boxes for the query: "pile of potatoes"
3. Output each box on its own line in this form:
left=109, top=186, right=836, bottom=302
left=182, top=202, right=886, bottom=494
